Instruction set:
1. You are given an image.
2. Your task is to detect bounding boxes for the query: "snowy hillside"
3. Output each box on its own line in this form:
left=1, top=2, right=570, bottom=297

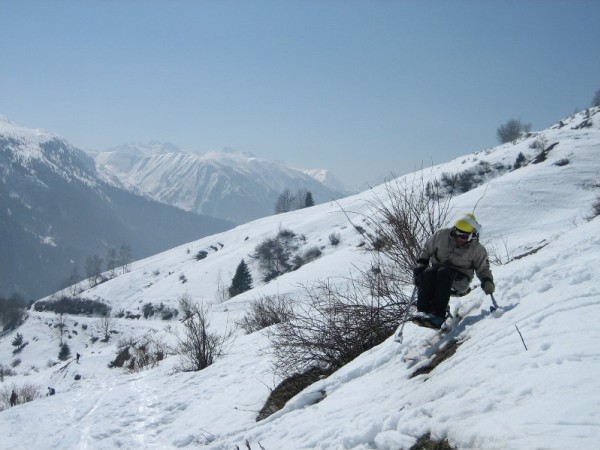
left=1, top=108, right=599, bottom=449
left=93, top=145, right=350, bottom=224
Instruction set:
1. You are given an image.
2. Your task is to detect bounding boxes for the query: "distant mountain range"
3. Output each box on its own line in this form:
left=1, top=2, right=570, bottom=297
left=0, top=117, right=234, bottom=300
left=92, top=142, right=352, bottom=224
left=0, top=118, right=351, bottom=300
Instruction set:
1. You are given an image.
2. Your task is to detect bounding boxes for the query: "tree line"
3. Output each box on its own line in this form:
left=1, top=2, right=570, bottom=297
left=60, top=243, right=133, bottom=292
left=274, top=189, right=314, bottom=214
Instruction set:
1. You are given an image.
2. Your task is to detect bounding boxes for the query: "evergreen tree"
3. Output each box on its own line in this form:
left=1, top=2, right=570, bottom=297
left=304, top=191, right=315, bottom=208
left=228, top=259, right=253, bottom=298
left=12, top=333, right=24, bottom=347
left=58, top=342, right=71, bottom=361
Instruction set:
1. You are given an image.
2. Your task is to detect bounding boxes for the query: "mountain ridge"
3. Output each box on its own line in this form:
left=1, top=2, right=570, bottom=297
left=0, top=118, right=234, bottom=300
left=92, top=144, right=352, bottom=224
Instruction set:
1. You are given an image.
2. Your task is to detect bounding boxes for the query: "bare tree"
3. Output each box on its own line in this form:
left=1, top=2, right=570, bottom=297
left=97, top=312, right=114, bottom=342
left=119, top=243, right=132, bottom=274
left=168, top=294, right=233, bottom=372
left=85, top=254, right=104, bottom=287
left=275, top=189, right=294, bottom=214
left=350, top=174, right=453, bottom=286
left=592, top=88, right=600, bottom=107
left=214, top=270, right=230, bottom=304
left=55, top=313, right=68, bottom=345
left=106, top=247, right=118, bottom=277
left=497, top=118, right=532, bottom=144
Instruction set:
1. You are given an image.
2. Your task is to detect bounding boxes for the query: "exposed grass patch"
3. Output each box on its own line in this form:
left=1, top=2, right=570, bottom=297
left=256, top=366, right=330, bottom=421
left=410, top=433, right=457, bottom=450
left=410, top=339, right=460, bottom=378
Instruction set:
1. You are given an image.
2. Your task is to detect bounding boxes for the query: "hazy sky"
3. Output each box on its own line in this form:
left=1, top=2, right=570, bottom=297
left=1, top=0, right=599, bottom=188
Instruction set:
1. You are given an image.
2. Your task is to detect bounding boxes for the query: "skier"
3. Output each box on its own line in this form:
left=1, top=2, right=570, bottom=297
left=411, top=213, right=495, bottom=329
left=10, top=389, right=18, bottom=407
left=47, top=387, right=56, bottom=396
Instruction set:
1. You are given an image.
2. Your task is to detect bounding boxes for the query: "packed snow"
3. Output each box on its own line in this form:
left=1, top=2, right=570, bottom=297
left=1, top=108, right=599, bottom=449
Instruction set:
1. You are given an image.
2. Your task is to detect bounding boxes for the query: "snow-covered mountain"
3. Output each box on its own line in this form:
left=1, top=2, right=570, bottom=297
left=0, top=117, right=234, bottom=300
left=302, top=168, right=350, bottom=194
left=1, top=108, right=599, bottom=449
left=92, top=144, right=352, bottom=224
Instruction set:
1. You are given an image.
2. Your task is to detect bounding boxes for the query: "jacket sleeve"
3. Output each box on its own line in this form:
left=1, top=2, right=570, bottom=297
left=474, top=245, right=493, bottom=283
left=417, top=231, right=439, bottom=266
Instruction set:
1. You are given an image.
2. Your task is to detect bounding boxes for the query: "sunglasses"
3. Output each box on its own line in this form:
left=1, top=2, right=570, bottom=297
left=454, top=229, right=472, bottom=240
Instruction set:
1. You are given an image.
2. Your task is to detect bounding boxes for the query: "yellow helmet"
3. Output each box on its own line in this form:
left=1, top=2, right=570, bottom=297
left=454, top=213, right=481, bottom=235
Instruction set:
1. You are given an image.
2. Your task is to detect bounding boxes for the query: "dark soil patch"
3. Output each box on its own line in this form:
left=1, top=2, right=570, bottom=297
left=256, top=366, right=330, bottom=421
left=410, top=339, right=460, bottom=378
left=409, top=433, right=457, bottom=450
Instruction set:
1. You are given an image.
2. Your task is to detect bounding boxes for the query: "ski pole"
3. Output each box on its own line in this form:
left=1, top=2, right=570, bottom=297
left=395, top=286, right=418, bottom=344
left=489, top=293, right=499, bottom=313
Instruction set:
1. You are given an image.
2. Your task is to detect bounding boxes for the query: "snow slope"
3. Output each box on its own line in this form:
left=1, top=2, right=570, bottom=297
left=0, top=108, right=599, bottom=449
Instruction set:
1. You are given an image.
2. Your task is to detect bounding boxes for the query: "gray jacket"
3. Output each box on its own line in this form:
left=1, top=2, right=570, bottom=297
left=417, top=228, right=493, bottom=286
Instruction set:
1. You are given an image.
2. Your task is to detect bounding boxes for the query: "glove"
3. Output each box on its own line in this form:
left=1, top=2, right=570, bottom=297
left=413, top=265, right=426, bottom=286
left=482, top=280, right=495, bottom=295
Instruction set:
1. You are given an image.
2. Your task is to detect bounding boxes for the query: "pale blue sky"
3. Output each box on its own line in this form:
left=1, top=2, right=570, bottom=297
left=1, top=0, right=599, bottom=188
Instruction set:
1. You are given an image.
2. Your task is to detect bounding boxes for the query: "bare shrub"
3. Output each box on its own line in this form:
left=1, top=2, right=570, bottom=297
left=252, top=229, right=303, bottom=281
left=109, top=333, right=168, bottom=372
left=33, top=296, right=110, bottom=316
left=529, top=134, right=547, bottom=151
left=487, top=236, right=513, bottom=265
left=588, top=195, right=600, bottom=220
left=513, top=152, right=528, bottom=169
left=291, top=246, right=323, bottom=270
left=1, top=383, right=42, bottom=409
left=269, top=279, right=408, bottom=378
left=167, top=294, right=233, bottom=372
left=265, top=173, right=453, bottom=404
left=0, top=363, right=16, bottom=380
left=352, top=175, right=453, bottom=286
left=237, top=294, right=294, bottom=334
left=18, top=382, right=42, bottom=403
left=142, top=302, right=179, bottom=320
left=328, top=232, right=341, bottom=246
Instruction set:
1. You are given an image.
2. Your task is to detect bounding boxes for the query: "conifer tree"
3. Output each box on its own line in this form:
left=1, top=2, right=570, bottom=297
left=304, top=191, right=314, bottom=208
left=228, top=259, right=253, bottom=298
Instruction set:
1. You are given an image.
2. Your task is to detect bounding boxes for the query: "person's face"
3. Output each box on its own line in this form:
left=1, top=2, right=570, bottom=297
left=454, top=228, right=471, bottom=246
left=455, top=234, right=468, bottom=247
